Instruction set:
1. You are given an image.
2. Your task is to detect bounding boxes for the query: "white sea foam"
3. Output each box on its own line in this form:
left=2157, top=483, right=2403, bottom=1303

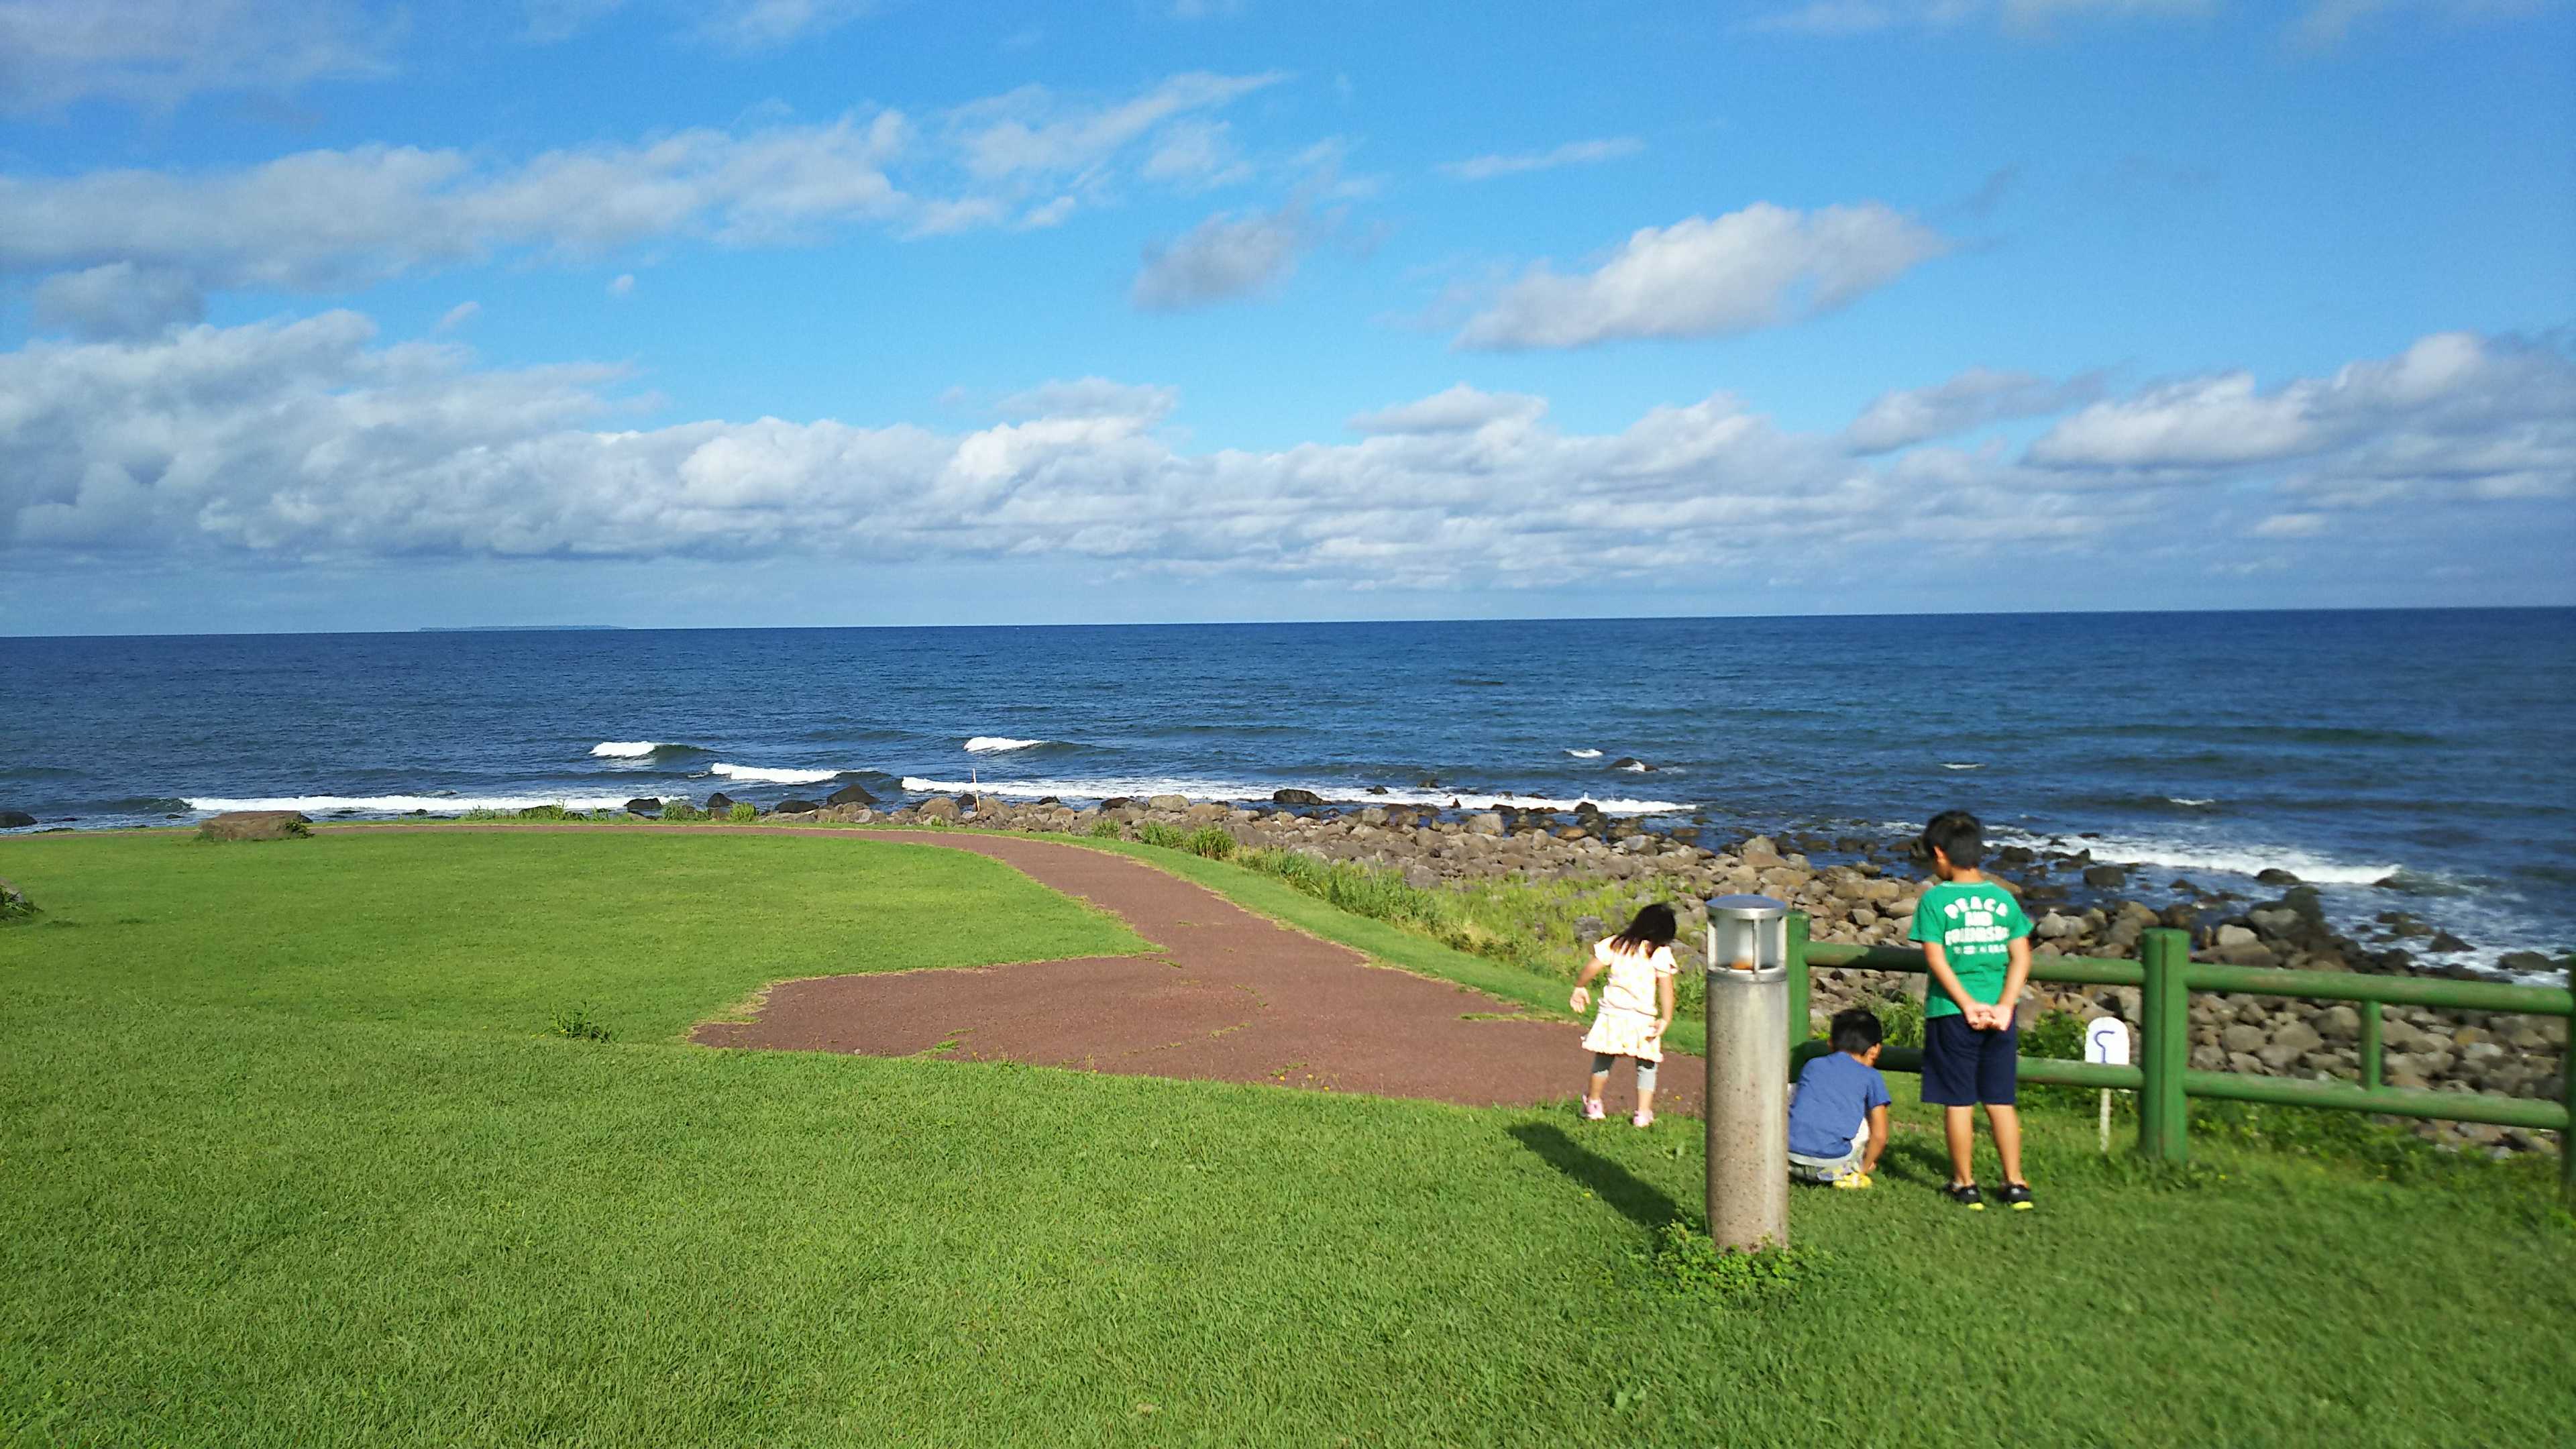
left=590, top=741, right=659, bottom=758
left=898, top=775, right=1688, bottom=815
left=184, top=794, right=631, bottom=814
left=1942, top=762, right=1982, bottom=771
left=964, top=737, right=1047, bottom=753
left=1990, top=826, right=2398, bottom=886
left=708, top=763, right=840, bottom=785
left=2167, top=797, right=2218, bottom=808
left=1615, top=761, right=1650, bottom=773
left=1564, top=747, right=1603, bottom=759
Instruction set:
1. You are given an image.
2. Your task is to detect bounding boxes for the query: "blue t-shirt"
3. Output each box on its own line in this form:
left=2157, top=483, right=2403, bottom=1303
left=1787, top=1051, right=1892, bottom=1159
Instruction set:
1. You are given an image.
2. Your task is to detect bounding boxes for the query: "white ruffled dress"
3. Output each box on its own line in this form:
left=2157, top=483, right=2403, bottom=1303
left=1581, top=937, right=1676, bottom=1061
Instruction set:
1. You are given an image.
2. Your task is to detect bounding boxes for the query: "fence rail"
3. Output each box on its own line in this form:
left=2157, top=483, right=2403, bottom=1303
left=1788, top=920, right=2574, bottom=1198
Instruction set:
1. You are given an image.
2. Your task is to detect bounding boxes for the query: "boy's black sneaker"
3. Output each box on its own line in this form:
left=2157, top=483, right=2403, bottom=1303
left=1945, top=1183, right=1985, bottom=1211
left=2000, top=1182, right=2035, bottom=1211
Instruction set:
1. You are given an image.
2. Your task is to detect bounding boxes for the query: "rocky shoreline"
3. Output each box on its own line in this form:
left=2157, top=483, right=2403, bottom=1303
left=745, top=786, right=2567, bottom=1161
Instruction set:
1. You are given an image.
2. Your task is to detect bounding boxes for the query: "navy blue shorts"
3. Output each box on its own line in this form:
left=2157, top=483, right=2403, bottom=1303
left=1922, top=1014, right=2018, bottom=1106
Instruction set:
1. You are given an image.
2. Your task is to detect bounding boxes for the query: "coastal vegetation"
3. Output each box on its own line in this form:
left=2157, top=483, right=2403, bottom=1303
left=3, top=827, right=2567, bottom=1446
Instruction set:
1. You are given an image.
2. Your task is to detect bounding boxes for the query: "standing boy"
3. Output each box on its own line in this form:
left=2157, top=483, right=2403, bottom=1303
left=1909, top=810, right=2036, bottom=1210
left=1787, top=1008, right=1892, bottom=1187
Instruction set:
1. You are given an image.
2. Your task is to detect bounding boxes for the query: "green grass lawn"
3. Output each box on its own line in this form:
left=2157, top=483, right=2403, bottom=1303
left=3, top=828, right=2569, bottom=1447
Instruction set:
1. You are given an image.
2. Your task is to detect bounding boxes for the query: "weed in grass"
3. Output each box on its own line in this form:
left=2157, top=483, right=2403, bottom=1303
left=1134, top=821, right=1187, bottom=849
left=1087, top=818, right=1121, bottom=839
left=728, top=803, right=756, bottom=823
left=515, top=803, right=575, bottom=822
left=659, top=802, right=707, bottom=823
left=545, top=1004, right=613, bottom=1042
left=1179, top=825, right=1236, bottom=860
left=1640, top=1221, right=1824, bottom=1303
left=0, top=880, right=36, bottom=926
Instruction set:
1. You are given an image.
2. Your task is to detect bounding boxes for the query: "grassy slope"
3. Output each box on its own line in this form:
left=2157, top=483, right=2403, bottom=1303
left=3, top=829, right=2570, bottom=1448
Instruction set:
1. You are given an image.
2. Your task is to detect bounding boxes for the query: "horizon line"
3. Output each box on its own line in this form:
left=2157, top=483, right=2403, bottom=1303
left=5, top=601, right=2570, bottom=643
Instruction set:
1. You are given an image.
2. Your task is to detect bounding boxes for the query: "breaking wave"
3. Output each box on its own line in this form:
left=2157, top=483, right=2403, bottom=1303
left=964, top=737, right=1049, bottom=754
left=1564, top=748, right=1603, bottom=759
left=1989, top=825, right=2398, bottom=886
left=183, top=794, right=631, bottom=814
left=708, top=763, right=841, bottom=785
left=898, top=775, right=1688, bottom=816
left=590, top=741, right=706, bottom=760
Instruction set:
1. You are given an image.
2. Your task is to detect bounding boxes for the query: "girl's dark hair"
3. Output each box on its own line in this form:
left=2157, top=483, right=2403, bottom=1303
left=1611, top=902, right=1678, bottom=951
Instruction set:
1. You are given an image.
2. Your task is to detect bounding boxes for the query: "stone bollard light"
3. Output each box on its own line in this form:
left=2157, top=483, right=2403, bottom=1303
left=1703, top=894, right=1790, bottom=1251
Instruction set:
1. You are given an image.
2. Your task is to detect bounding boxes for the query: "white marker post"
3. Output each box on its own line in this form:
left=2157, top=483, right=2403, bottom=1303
left=2085, top=1016, right=2133, bottom=1155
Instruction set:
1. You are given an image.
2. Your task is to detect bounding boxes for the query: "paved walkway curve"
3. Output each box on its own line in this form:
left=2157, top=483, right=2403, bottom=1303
left=671, top=828, right=1705, bottom=1113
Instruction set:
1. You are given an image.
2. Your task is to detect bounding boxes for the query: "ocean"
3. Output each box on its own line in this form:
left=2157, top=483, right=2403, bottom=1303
left=4, top=610, right=2569, bottom=972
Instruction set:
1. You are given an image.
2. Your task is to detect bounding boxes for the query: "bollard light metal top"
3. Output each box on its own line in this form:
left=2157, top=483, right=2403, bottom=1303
left=1705, top=893, right=1787, bottom=922
left=1704, top=894, right=1789, bottom=983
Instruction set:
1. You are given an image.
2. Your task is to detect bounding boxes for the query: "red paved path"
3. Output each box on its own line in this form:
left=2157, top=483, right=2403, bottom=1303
left=684, top=829, right=1703, bottom=1113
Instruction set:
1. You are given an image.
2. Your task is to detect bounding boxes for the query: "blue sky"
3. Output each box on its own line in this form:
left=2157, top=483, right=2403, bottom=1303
left=1, top=0, right=2570, bottom=634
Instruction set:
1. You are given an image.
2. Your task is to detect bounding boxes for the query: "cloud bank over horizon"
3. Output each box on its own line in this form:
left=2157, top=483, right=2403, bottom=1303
left=4, top=313, right=2563, bottom=602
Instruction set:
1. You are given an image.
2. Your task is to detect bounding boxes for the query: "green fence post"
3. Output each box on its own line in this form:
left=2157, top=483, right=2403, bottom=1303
left=2359, top=1000, right=2383, bottom=1091
left=2563, top=963, right=2573, bottom=1206
left=2138, top=929, right=2192, bottom=1165
left=1786, top=911, right=1811, bottom=1055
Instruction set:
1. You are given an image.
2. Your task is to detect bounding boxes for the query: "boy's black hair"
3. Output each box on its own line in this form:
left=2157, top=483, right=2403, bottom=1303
left=1830, top=1008, right=1884, bottom=1054
left=1921, top=809, right=1986, bottom=869
left=1611, top=902, right=1678, bottom=951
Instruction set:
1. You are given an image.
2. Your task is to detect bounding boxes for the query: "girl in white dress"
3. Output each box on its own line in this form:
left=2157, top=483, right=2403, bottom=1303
left=1569, top=903, right=1679, bottom=1127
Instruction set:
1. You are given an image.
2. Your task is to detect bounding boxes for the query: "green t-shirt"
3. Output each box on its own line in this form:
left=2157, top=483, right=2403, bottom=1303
left=1908, top=881, right=2033, bottom=1020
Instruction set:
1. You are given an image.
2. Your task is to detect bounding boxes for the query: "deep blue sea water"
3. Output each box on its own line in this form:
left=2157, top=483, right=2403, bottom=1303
left=4, top=610, right=2570, bottom=969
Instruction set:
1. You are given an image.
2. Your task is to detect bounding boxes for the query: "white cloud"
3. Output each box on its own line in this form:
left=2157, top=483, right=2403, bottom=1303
left=523, top=0, right=629, bottom=43
left=0, top=313, right=2057, bottom=582
left=607, top=273, right=637, bottom=297
left=1456, top=202, right=1947, bottom=350
left=1439, top=138, right=1644, bottom=182
left=10, top=318, right=2551, bottom=590
left=697, top=0, right=875, bottom=52
left=1, top=113, right=910, bottom=294
left=1130, top=203, right=1312, bottom=310
left=2291, top=0, right=2552, bottom=47
left=949, top=71, right=1285, bottom=182
left=1347, top=384, right=1547, bottom=435
left=1142, top=119, right=1252, bottom=189
left=995, top=377, right=1180, bottom=420
left=4, top=71, right=1297, bottom=305
left=1750, top=0, right=2210, bottom=34
left=1843, top=366, right=2102, bottom=452
left=30, top=262, right=204, bottom=340
left=0, top=0, right=395, bottom=112
left=2025, top=331, right=2576, bottom=504
left=435, top=301, right=482, bottom=332
left=2251, top=512, right=2330, bottom=537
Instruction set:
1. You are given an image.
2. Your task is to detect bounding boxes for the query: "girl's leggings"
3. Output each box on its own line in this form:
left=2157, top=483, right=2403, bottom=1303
left=1591, top=1052, right=1656, bottom=1091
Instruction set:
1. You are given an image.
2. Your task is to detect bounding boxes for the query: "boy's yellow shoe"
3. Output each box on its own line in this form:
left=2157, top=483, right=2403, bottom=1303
left=1830, top=1171, right=1874, bottom=1190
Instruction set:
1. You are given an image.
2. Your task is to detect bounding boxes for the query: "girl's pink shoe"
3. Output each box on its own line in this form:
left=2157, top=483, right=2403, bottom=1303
left=1631, top=1110, right=1654, bottom=1128
left=1581, top=1099, right=1606, bottom=1121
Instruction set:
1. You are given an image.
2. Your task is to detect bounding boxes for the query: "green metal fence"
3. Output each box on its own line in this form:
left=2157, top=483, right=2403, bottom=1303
left=1784, top=918, right=2575, bottom=1199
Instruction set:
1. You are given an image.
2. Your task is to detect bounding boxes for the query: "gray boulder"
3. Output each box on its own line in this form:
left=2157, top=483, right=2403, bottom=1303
left=1271, top=788, right=1325, bottom=806
left=1145, top=794, right=1191, bottom=811
left=826, top=782, right=879, bottom=807
left=0, top=810, right=34, bottom=828
left=625, top=798, right=661, bottom=814
left=914, top=796, right=961, bottom=822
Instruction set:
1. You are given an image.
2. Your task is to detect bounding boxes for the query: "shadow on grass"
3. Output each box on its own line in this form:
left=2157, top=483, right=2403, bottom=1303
left=1507, top=1122, right=1680, bottom=1232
